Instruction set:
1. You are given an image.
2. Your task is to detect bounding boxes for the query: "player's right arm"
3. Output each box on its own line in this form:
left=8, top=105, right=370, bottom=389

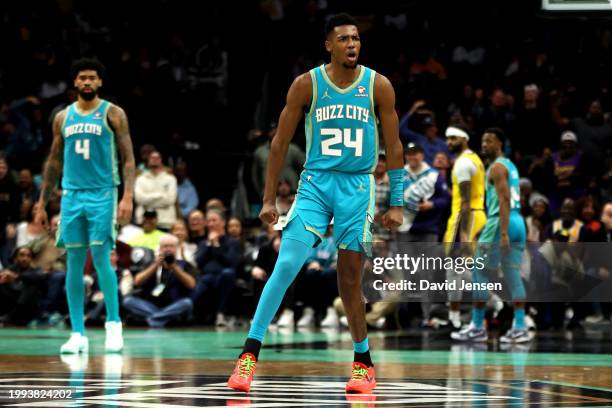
left=35, top=110, right=66, bottom=226
left=458, top=181, right=472, bottom=242
left=259, top=73, right=312, bottom=225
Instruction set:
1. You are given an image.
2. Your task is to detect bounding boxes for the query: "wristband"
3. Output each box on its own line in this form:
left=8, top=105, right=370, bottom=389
left=388, top=168, right=404, bottom=207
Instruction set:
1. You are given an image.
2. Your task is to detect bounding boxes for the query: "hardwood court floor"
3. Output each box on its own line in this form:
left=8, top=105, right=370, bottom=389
left=0, top=327, right=611, bottom=406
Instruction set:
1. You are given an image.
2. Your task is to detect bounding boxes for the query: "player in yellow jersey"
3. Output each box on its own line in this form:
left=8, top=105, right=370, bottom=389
left=442, top=125, right=486, bottom=329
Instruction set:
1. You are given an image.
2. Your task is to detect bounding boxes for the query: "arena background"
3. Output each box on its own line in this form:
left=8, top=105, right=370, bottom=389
left=2, top=0, right=612, bottom=407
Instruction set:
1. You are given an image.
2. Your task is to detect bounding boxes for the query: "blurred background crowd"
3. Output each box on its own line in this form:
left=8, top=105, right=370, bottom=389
left=1, top=0, right=611, bottom=332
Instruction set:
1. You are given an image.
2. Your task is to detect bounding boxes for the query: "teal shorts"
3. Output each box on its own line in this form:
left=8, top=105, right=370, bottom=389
left=283, top=169, right=375, bottom=254
left=473, top=212, right=527, bottom=300
left=57, top=187, right=117, bottom=248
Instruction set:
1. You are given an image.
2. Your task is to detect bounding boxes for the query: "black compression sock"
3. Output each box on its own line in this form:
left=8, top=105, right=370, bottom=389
left=241, top=338, right=262, bottom=360
left=354, top=350, right=373, bottom=367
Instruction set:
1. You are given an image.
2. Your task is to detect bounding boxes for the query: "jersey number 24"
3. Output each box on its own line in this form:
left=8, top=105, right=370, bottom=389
left=321, top=128, right=363, bottom=157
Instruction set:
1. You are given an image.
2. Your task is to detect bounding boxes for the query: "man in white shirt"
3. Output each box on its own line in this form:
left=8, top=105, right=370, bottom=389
left=134, top=151, right=178, bottom=230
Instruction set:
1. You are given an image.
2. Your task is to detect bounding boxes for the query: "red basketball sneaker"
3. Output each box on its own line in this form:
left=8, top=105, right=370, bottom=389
left=227, top=353, right=258, bottom=393
left=345, top=362, right=376, bottom=394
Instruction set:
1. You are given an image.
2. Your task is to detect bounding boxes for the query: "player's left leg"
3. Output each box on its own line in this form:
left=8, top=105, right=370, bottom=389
left=500, top=213, right=532, bottom=344
left=87, top=188, right=122, bottom=352
left=332, top=173, right=376, bottom=394
left=58, top=190, right=90, bottom=354
left=337, top=249, right=376, bottom=393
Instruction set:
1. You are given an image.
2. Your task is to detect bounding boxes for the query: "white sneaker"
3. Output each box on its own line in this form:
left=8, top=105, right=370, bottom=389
left=339, top=315, right=349, bottom=328
left=500, top=327, right=533, bottom=344
left=586, top=314, right=604, bottom=324
left=320, top=307, right=340, bottom=328
left=215, top=313, right=228, bottom=327
left=105, top=321, right=123, bottom=353
left=451, top=323, right=488, bottom=342
left=60, top=333, right=89, bottom=354
left=297, top=307, right=315, bottom=328
left=276, top=309, right=294, bottom=327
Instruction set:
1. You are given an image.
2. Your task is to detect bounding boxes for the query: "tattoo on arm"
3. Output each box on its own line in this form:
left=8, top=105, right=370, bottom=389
left=40, top=111, right=65, bottom=205
left=110, top=105, right=136, bottom=196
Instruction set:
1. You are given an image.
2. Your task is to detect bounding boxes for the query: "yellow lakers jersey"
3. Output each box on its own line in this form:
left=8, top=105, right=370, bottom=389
left=450, top=150, right=485, bottom=214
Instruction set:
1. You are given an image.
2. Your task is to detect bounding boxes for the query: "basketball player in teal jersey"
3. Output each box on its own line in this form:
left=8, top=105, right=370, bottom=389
left=35, top=59, right=136, bottom=354
left=228, top=14, right=404, bottom=394
left=451, top=128, right=533, bottom=344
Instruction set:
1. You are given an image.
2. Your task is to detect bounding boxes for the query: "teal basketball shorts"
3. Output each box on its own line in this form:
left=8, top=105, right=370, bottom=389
left=283, top=169, right=375, bottom=254
left=57, top=187, right=117, bottom=248
left=472, top=212, right=527, bottom=300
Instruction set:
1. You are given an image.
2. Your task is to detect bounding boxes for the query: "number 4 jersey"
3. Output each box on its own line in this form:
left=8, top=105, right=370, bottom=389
left=61, top=99, right=120, bottom=190
left=304, top=65, right=378, bottom=174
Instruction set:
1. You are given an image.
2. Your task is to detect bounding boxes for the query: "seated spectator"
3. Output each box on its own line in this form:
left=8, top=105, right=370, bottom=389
left=0, top=246, right=47, bottom=325
left=187, top=210, right=207, bottom=245
left=170, top=220, right=197, bottom=265
left=18, top=168, right=40, bottom=219
left=576, top=196, right=606, bottom=242
left=128, top=210, right=166, bottom=251
left=205, top=198, right=227, bottom=213
left=227, top=216, right=257, bottom=269
left=30, top=214, right=65, bottom=273
left=134, top=151, right=178, bottom=230
left=432, top=151, right=451, bottom=184
left=526, top=194, right=551, bottom=243
left=15, top=203, right=45, bottom=248
left=0, top=157, right=20, bottom=265
left=276, top=179, right=294, bottom=216
left=174, top=161, right=199, bottom=219
left=543, top=198, right=587, bottom=243
left=398, top=143, right=451, bottom=326
left=123, top=235, right=196, bottom=328
left=136, top=144, right=156, bottom=174
left=193, top=208, right=240, bottom=326
left=548, top=131, right=588, bottom=215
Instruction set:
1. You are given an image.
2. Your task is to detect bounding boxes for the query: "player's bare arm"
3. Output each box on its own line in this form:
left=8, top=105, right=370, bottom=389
left=458, top=181, right=472, bottom=242
left=259, top=73, right=312, bottom=225
left=490, top=162, right=510, bottom=248
left=35, top=110, right=66, bottom=227
left=108, top=104, right=136, bottom=225
left=375, top=74, right=403, bottom=230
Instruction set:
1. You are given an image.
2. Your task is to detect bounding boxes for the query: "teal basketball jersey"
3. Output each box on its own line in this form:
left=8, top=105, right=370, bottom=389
left=304, top=65, right=378, bottom=173
left=61, top=99, right=120, bottom=190
left=485, top=157, right=521, bottom=217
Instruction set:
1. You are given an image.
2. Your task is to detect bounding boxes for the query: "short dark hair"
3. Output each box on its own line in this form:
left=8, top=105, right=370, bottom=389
left=325, top=13, right=358, bottom=38
left=70, top=58, right=106, bottom=80
left=484, top=127, right=506, bottom=146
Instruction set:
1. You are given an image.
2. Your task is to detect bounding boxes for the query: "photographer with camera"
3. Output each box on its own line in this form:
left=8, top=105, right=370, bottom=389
left=122, top=235, right=197, bottom=328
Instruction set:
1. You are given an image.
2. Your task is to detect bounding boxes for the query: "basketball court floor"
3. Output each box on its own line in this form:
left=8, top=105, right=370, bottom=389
left=1, top=326, right=612, bottom=407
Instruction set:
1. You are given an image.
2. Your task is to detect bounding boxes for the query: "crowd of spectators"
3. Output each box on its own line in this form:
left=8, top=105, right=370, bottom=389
left=1, top=1, right=612, bottom=331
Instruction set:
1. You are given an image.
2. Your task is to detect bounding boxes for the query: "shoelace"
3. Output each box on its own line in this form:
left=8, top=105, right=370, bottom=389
left=351, top=366, right=370, bottom=381
left=238, top=355, right=257, bottom=378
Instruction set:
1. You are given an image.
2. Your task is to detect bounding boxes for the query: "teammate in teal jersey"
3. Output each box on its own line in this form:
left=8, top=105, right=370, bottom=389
left=35, top=59, right=136, bottom=354
left=228, top=14, right=404, bottom=394
left=451, top=128, right=533, bottom=344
